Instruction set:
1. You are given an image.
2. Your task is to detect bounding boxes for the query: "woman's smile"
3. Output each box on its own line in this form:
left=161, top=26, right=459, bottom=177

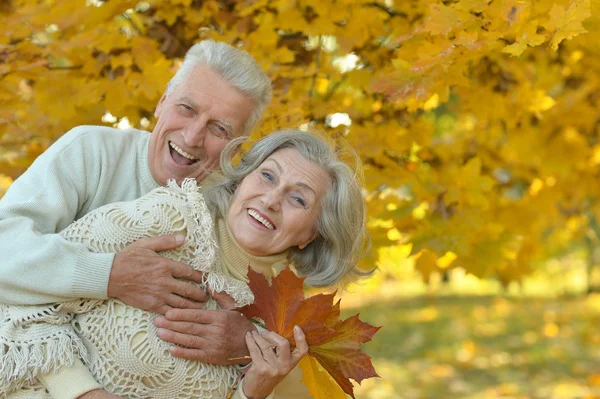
left=247, top=208, right=275, bottom=230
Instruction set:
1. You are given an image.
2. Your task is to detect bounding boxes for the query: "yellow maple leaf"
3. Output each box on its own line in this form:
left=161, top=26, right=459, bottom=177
left=299, top=356, right=347, bottom=399
left=422, top=3, right=476, bottom=36
left=544, top=0, right=591, bottom=50
left=502, top=22, right=546, bottom=56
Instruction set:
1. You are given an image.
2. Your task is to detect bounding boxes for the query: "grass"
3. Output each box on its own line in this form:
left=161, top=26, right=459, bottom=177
left=341, top=291, right=600, bottom=399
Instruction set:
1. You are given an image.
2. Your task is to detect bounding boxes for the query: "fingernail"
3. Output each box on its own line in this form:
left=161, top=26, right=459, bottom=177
left=175, top=235, right=185, bottom=244
left=294, top=325, right=302, bottom=334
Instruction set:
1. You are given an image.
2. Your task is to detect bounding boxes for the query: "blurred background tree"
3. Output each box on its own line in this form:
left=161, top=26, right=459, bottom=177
left=3, top=0, right=600, bottom=294
left=2, top=1, right=600, bottom=397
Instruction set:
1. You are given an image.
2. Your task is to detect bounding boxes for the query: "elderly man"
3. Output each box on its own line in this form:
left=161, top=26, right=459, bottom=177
left=0, top=40, right=271, bottom=398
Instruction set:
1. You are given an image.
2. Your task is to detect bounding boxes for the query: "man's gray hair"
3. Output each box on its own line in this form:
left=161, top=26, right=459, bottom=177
left=202, top=129, right=372, bottom=287
left=166, top=40, right=272, bottom=135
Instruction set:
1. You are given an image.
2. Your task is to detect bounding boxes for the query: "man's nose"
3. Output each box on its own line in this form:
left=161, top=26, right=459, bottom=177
left=181, top=119, right=208, bottom=148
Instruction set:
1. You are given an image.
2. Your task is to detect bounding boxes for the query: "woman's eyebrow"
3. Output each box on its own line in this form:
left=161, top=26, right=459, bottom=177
left=264, top=158, right=283, bottom=173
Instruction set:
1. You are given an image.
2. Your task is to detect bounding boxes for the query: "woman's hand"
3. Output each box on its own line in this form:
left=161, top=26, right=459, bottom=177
left=242, top=326, right=308, bottom=399
left=77, top=388, right=122, bottom=399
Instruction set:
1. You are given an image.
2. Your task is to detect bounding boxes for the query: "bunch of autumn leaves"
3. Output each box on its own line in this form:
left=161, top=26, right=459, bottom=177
left=240, top=268, right=380, bottom=399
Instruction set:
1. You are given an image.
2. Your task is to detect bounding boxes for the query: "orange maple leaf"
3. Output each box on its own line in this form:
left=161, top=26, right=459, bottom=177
left=239, top=267, right=380, bottom=398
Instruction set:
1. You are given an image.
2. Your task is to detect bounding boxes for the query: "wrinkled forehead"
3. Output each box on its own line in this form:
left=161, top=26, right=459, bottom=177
left=263, top=148, right=331, bottom=192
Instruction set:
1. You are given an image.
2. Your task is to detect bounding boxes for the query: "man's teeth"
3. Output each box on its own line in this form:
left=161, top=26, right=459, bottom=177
left=170, top=142, right=197, bottom=161
left=247, top=209, right=275, bottom=230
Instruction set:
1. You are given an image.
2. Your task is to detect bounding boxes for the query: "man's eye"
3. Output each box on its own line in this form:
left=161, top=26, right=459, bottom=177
left=209, top=123, right=230, bottom=138
left=178, top=104, right=194, bottom=113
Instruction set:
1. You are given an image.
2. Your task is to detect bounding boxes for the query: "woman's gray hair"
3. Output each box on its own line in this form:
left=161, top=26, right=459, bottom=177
left=202, top=129, right=372, bottom=287
left=166, top=40, right=272, bottom=135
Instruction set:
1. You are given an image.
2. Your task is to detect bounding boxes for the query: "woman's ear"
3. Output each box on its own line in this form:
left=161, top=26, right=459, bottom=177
left=298, top=230, right=319, bottom=250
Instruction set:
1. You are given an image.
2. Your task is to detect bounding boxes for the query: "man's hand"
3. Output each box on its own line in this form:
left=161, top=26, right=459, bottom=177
left=107, top=235, right=208, bottom=315
left=154, top=308, right=257, bottom=365
left=77, top=389, right=122, bottom=399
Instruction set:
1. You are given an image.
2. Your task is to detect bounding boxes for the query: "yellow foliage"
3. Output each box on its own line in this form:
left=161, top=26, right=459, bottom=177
left=0, top=174, right=14, bottom=199
left=2, top=0, right=600, bottom=288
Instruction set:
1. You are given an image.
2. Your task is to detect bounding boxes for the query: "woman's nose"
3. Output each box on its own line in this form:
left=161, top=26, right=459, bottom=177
left=261, top=189, right=282, bottom=211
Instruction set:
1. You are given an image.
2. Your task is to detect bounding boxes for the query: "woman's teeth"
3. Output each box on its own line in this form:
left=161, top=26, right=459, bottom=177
left=247, top=209, right=275, bottom=230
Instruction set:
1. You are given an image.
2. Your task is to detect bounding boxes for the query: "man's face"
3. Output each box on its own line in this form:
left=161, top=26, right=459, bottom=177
left=148, top=65, right=256, bottom=186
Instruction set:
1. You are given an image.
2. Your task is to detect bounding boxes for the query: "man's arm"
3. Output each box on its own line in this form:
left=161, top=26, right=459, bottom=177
left=0, top=132, right=113, bottom=304
left=0, top=127, right=208, bottom=310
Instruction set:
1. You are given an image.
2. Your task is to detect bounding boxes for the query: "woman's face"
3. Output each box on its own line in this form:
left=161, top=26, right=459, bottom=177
left=227, top=148, right=330, bottom=256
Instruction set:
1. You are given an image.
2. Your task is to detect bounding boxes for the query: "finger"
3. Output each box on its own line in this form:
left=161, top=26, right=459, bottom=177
left=259, top=331, right=291, bottom=358
left=164, top=308, right=246, bottom=325
left=164, top=308, right=218, bottom=323
left=154, top=303, right=173, bottom=316
left=154, top=316, right=211, bottom=336
left=259, top=331, right=290, bottom=348
left=165, top=294, right=206, bottom=310
left=133, top=234, right=185, bottom=252
left=156, top=327, right=211, bottom=349
left=251, top=331, right=278, bottom=362
left=169, top=346, right=211, bottom=362
left=170, top=280, right=208, bottom=303
left=170, top=264, right=204, bottom=285
left=246, top=331, right=267, bottom=366
left=209, top=289, right=237, bottom=310
left=291, top=325, right=308, bottom=363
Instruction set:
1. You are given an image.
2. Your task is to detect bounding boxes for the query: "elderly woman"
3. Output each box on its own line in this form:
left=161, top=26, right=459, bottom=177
left=0, top=129, right=369, bottom=399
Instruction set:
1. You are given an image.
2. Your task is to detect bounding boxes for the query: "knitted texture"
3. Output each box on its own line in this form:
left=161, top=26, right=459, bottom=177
left=1, top=179, right=254, bottom=398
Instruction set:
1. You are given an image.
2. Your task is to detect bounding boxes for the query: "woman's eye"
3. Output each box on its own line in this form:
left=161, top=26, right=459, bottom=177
left=261, top=171, right=274, bottom=182
left=293, top=196, right=306, bottom=207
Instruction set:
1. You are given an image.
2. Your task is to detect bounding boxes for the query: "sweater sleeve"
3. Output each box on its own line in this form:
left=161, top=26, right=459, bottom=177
left=231, top=363, right=310, bottom=399
left=38, top=358, right=103, bottom=399
left=0, top=128, right=115, bottom=304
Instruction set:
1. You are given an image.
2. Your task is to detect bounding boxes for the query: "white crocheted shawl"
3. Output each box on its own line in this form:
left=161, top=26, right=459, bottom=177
left=0, top=179, right=255, bottom=396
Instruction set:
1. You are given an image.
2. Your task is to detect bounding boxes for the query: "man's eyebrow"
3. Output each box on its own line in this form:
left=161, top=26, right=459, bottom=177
left=178, top=96, right=235, bottom=130
left=265, top=159, right=317, bottom=196
left=216, top=119, right=234, bottom=130
left=179, top=96, right=199, bottom=108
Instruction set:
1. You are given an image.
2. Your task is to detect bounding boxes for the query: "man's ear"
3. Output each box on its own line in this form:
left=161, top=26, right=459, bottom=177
left=298, top=230, right=319, bottom=250
left=154, top=94, right=167, bottom=118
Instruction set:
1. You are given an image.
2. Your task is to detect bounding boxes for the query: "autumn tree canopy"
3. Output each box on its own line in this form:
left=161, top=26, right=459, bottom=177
left=2, top=0, right=600, bottom=286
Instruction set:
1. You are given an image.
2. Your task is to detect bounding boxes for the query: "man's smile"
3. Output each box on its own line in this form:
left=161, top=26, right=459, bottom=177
left=169, top=141, right=199, bottom=166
